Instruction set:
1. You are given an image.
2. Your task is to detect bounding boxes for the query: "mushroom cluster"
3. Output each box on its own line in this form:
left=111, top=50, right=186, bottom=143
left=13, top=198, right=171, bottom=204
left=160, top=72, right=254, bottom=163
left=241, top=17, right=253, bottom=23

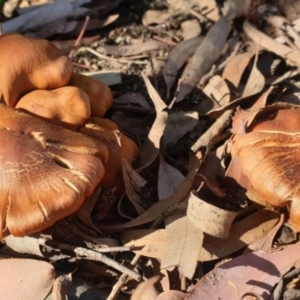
left=231, top=107, right=300, bottom=232
left=0, top=34, right=139, bottom=239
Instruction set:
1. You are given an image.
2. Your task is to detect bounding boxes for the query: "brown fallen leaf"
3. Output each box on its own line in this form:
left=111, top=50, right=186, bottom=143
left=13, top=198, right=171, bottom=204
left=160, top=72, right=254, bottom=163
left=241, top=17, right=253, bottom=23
left=142, top=9, right=174, bottom=26
left=175, top=15, right=231, bottom=102
left=181, top=19, right=201, bottom=41
left=161, top=212, right=204, bottom=279
left=0, top=258, right=55, bottom=300
left=185, top=243, right=300, bottom=300
left=120, top=209, right=279, bottom=261
left=139, top=72, right=168, bottom=169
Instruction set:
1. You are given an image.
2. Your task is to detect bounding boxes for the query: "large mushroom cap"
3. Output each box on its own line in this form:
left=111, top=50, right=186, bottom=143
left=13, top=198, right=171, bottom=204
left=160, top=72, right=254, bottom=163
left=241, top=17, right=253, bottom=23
left=68, top=73, right=113, bottom=118
left=0, top=33, right=73, bottom=107
left=0, top=104, right=109, bottom=239
left=232, top=108, right=300, bottom=231
left=16, top=86, right=91, bottom=130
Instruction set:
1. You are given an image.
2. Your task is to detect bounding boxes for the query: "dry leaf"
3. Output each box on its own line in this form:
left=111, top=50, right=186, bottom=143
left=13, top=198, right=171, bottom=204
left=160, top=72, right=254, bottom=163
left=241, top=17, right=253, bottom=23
left=139, top=72, right=168, bottom=169
left=243, top=20, right=300, bottom=66
left=52, top=273, right=72, bottom=300
left=162, top=111, right=198, bottom=148
left=158, top=154, right=185, bottom=200
left=181, top=20, right=201, bottom=40
left=163, top=36, right=203, bottom=99
left=0, top=258, right=55, bottom=300
left=156, top=290, right=186, bottom=300
left=161, top=213, right=204, bottom=279
left=176, top=15, right=231, bottom=102
left=113, top=92, right=152, bottom=108
left=203, top=75, right=231, bottom=107
left=130, top=275, right=160, bottom=300
left=186, top=243, right=300, bottom=300
left=142, top=10, right=174, bottom=26
left=120, top=209, right=279, bottom=261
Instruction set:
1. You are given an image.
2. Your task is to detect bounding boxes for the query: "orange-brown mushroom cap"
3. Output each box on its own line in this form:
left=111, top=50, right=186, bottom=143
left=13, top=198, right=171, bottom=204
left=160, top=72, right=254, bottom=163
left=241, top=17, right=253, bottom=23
left=16, top=86, right=91, bottom=130
left=80, top=117, right=139, bottom=194
left=0, top=34, right=73, bottom=107
left=68, top=73, right=113, bottom=118
left=0, top=104, right=109, bottom=239
left=232, top=108, right=300, bottom=231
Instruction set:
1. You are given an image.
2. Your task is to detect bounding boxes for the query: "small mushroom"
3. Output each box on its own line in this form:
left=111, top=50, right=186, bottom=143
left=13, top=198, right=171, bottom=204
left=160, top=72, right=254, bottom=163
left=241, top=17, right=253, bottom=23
left=68, top=73, right=113, bottom=118
left=232, top=108, right=300, bottom=231
left=0, top=33, right=73, bottom=107
left=0, top=104, right=109, bottom=239
left=80, top=117, right=139, bottom=195
left=16, top=86, right=91, bottom=130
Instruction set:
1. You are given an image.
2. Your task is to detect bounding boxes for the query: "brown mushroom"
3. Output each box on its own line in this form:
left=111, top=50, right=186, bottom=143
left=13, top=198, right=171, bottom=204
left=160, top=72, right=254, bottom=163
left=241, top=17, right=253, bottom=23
left=232, top=108, right=300, bottom=231
left=80, top=117, right=139, bottom=196
left=68, top=73, right=113, bottom=118
left=16, top=86, right=91, bottom=130
left=0, top=104, right=109, bottom=239
left=0, top=33, right=73, bottom=107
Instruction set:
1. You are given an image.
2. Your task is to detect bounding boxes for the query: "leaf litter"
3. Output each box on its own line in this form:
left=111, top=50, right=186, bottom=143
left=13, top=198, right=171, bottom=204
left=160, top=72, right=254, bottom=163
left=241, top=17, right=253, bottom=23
left=4, top=0, right=300, bottom=299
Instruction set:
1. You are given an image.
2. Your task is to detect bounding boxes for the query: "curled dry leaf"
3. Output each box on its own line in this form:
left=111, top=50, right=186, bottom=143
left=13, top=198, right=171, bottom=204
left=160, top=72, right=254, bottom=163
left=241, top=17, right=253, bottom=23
left=231, top=107, right=300, bottom=231
left=186, top=243, right=300, bottom=300
left=52, top=273, right=72, bottom=300
left=187, top=192, right=238, bottom=238
left=0, top=258, right=55, bottom=300
left=163, top=36, right=203, bottom=99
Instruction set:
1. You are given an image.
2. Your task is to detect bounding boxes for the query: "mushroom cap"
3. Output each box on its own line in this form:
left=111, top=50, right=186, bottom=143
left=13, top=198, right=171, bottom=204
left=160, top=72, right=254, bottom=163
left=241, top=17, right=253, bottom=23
left=0, top=104, right=109, bottom=239
left=232, top=108, right=300, bottom=231
left=68, top=73, right=113, bottom=118
left=16, top=86, right=91, bottom=130
left=80, top=117, right=139, bottom=192
left=0, top=34, right=73, bottom=107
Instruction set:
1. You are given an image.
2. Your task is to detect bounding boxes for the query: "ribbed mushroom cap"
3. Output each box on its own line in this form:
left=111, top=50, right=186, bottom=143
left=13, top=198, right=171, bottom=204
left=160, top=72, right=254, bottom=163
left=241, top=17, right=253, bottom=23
left=16, top=86, right=91, bottom=130
left=0, top=34, right=73, bottom=107
left=232, top=108, right=300, bottom=231
left=0, top=104, right=109, bottom=239
left=68, top=73, right=113, bottom=118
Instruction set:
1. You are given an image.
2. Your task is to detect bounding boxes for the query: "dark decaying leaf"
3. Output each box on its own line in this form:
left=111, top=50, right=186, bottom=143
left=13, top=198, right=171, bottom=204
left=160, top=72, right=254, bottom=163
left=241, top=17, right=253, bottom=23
left=163, top=36, right=203, bottom=99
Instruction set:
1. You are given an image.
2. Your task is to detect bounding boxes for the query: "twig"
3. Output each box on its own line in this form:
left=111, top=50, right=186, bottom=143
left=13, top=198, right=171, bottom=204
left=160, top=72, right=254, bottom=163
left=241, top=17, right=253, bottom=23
left=72, top=61, right=94, bottom=70
left=147, top=52, right=159, bottom=91
left=77, top=47, right=147, bottom=65
left=69, top=16, right=90, bottom=58
left=39, top=239, right=141, bottom=281
left=152, top=35, right=178, bottom=46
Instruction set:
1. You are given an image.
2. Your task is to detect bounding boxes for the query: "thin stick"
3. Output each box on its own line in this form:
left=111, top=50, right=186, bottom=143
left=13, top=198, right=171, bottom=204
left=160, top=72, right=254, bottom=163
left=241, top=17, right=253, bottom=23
left=39, top=239, right=141, bottom=281
left=69, top=16, right=90, bottom=58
